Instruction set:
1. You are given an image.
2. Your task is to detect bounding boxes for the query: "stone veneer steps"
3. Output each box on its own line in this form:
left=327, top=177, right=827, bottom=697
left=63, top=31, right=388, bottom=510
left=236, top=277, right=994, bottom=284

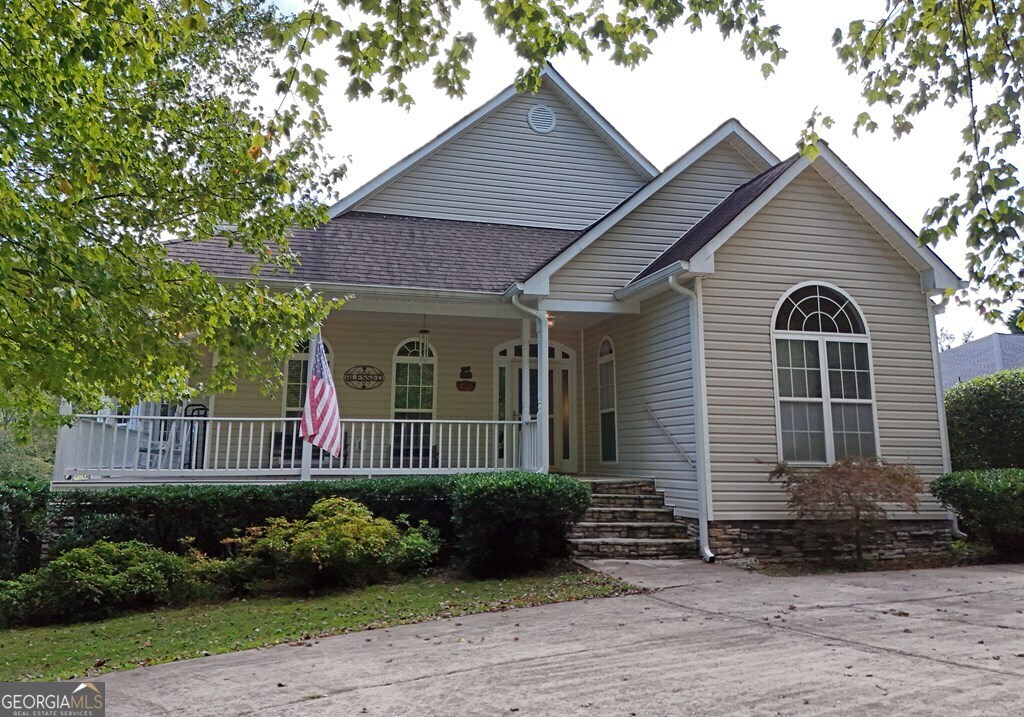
left=568, top=477, right=697, bottom=559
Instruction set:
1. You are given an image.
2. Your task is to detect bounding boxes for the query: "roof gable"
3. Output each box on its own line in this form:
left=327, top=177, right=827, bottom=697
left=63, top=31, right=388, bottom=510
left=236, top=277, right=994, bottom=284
left=625, top=145, right=962, bottom=294
left=632, top=155, right=800, bottom=283
left=523, top=119, right=779, bottom=294
left=328, top=66, right=655, bottom=230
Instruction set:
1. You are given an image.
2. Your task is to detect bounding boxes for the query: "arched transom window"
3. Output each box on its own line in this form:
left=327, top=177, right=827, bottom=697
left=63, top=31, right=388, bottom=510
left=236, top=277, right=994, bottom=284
left=284, top=339, right=332, bottom=417
left=598, top=338, right=617, bottom=463
left=772, top=284, right=877, bottom=464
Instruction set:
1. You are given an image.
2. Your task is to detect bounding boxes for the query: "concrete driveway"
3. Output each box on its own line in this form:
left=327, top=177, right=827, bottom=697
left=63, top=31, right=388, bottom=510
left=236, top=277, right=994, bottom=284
left=103, top=561, right=1024, bottom=716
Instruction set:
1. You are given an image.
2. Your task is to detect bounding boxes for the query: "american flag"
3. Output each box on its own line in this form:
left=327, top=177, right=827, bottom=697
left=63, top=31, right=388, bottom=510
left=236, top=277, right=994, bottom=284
left=300, top=333, right=342, bottom=458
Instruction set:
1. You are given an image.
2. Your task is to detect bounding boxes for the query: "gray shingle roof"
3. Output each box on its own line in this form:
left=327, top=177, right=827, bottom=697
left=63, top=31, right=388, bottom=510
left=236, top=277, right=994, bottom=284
left=165, top=212, right=580, bottom=293
left=939, top=333, right=1024, bottom=390
left=631, top=155, right=800, bottom=284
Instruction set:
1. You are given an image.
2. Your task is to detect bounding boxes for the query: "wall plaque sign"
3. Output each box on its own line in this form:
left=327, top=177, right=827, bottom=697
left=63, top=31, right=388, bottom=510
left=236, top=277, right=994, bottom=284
left=343, top=365, right=385, bottom=390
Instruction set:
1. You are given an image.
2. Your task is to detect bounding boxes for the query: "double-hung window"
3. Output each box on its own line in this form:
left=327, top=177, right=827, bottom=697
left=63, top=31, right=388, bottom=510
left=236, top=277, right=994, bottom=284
left=772, top=284, right=877, bottom=464
left=283, top=340, right=331, bottom=418
left=598, top=338, right=617, bottom=463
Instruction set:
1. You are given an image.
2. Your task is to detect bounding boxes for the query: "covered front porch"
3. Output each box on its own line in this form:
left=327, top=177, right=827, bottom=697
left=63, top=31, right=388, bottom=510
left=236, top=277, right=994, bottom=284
left=51, top=296, right=616, bottom=487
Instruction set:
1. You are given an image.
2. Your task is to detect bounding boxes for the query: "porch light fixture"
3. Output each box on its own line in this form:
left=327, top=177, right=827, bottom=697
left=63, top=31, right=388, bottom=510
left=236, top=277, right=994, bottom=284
left=417, top=315, right=431, bottom=364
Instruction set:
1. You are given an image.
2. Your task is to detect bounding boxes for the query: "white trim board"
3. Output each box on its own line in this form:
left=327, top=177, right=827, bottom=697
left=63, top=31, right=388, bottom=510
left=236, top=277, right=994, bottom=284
left=685, top=150, right=961, bottom=291
left=523, top=118, right=779, bottom=295
left=811, top=143, right=962, bottom=292
left=327, top=64, right=656, bottom=219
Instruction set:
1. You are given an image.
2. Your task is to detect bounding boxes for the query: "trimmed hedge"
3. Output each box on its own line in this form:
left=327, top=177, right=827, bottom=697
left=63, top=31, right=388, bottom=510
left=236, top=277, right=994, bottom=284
left=50, top=473, right=590, bottom=574
left=49, top=477, right=457, bottom=557
left=453, top=472, right=590, bottom=575
left=945, top=370, right=1024, bottom=470
left=931, top=469, right=1024, bottom=559
left=0, top=480, right=50, bottom=579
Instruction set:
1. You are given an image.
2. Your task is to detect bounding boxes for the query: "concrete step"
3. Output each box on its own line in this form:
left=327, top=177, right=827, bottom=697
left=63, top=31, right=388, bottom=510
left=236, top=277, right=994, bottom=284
left=582, top=507, right=675, bottom=523
left=569, top=521, right=693, bottom=540
left=577, top=478, right=658, bottom=496
left=568, top=537, right=697, bottom=560
left=588, top=493, right=666, bottom=509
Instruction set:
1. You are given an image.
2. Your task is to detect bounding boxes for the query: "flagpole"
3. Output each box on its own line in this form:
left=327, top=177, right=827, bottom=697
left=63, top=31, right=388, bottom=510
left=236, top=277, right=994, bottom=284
left=299, top=330, right=317, bottom=482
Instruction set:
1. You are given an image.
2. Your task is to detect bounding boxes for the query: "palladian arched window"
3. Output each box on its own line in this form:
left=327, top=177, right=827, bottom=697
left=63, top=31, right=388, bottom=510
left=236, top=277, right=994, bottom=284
left=772, top=283, right=877, bottom=463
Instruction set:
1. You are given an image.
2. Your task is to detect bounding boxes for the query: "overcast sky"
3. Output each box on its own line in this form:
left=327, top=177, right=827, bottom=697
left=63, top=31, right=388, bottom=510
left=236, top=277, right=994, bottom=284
left=278, top=0, right=1010, bottom=342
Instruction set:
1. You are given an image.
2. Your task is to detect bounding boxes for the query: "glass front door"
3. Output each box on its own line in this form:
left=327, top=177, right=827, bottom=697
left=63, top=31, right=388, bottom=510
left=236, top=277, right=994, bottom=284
left=496, top=341, right=576, bottom=473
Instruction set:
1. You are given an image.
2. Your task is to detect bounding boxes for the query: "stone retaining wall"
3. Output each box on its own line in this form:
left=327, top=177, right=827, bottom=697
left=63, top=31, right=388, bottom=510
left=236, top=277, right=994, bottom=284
left=674, top=517, right=953, bottom=563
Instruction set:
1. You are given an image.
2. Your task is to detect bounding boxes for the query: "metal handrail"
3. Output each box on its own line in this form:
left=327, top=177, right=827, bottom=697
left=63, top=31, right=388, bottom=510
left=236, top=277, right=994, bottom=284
left=643, top=404, right=697, bottom=470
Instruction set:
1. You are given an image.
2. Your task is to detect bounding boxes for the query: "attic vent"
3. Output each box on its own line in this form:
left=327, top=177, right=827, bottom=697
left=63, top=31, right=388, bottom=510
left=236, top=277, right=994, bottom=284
left=527, top=104, right=557, bottom=134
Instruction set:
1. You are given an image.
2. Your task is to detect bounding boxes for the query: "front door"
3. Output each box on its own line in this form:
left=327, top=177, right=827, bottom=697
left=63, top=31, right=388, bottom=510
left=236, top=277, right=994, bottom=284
left=495, top=341, right=576, bottom=473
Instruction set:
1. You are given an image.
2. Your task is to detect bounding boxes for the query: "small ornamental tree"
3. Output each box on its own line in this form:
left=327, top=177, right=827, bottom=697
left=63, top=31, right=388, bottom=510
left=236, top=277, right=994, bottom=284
left=768, top=459, right=925, bottom=562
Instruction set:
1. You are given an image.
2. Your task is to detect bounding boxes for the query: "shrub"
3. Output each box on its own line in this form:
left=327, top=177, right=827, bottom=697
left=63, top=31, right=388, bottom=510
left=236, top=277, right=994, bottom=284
left=945, top=369, right=1024, bottom=470
left=452, top=473, right=590, bottom=576
left=0, top=480, right=51, bottom=579
left=49, top=477, right=456, bottom=557
left=769, top=459, right=925, bottom=562
left=235, top=498, right=441, bottom=590
left=931, top=469, right=1024, bottom=559
left=0, top=541, right=198, bottom=626
left=48, top=473, right=590, bottom=576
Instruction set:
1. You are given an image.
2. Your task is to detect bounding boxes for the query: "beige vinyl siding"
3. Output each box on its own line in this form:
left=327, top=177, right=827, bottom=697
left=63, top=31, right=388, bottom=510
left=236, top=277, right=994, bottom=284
left=701, top=167, right=946, bottom=521
left=583, top=291, right=699, bottom=517
left=549, top=142, right=761, bottom=300
left=213, top=312, right=536, bottom=421
left=356, top=87, right=646, bottom=229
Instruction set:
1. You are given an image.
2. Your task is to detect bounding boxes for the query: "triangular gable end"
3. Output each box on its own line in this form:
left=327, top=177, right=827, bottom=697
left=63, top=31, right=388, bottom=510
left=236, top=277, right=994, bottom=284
left=523, top=118, right=780, bottom=295
left=620, top=146, right=962, bottom=298
left=327, top=65, right=657, bottom=230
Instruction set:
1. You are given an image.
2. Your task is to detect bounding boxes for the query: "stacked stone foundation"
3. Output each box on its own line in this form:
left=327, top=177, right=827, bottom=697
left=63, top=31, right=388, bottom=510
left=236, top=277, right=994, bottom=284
left=675, top=517, right=953, bottom=563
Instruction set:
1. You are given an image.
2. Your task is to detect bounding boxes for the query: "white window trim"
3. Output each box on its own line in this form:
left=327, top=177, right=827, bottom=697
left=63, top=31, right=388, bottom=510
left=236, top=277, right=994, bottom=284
left=769, top=283, right=881, bottom=466
left=598, top=336, right=618, bottom=464
left=282, top=338, right=333, bottom=417
left=391, top=337, right=438, bottom=420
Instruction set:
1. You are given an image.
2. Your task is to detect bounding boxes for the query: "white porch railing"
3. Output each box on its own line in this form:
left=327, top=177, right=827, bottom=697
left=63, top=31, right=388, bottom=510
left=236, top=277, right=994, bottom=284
left=53, top=415, right=538, bottom=484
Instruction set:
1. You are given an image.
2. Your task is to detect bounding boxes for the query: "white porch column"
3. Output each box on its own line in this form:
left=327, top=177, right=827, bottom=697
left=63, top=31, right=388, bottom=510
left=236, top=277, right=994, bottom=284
left=536, top=311, right=550, bottom=474
left=299, top=330, right=318, bottom=481
left=51, top=399, right=73, bottom=483
left=519, top=318, right=532, bottom=469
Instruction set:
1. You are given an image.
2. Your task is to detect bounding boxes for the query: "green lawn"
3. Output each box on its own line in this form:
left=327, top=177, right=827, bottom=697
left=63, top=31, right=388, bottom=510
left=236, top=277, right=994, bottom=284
left=0, top=564, right=633, bottom=682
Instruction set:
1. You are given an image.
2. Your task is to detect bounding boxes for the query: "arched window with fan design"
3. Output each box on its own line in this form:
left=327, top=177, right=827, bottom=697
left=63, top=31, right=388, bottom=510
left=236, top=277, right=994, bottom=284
left=771, top=283, right=878, bottom=464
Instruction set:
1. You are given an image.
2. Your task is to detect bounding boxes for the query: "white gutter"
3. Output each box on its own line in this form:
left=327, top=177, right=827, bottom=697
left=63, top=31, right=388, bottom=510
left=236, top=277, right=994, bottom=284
left=668, top=274, right=716, bottom=562
left=258, top=278, right=508, bottom=303
left=511, top=292, right=550, bottom=473
left=928, top=293, right=967, bottom=539
left=614, top=261, right=690, bottom=301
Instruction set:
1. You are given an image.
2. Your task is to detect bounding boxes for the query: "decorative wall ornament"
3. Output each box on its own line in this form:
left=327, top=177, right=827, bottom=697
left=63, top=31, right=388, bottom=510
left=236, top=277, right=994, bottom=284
left=456, top=366, right=476, bottom=392
left=343, top=365, right=385, bottom=390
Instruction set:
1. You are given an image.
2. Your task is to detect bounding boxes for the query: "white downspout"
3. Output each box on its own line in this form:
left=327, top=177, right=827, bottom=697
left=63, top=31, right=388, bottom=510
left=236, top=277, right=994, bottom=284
left=928, top=293, right=967, bottom=538
left=520, top=317, right=532, bottom=467
left=512, top=294, right=550, bottom=473
left=299, top=329, right=319, bottom=481
left=669, top=275, right=716, bottom=562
